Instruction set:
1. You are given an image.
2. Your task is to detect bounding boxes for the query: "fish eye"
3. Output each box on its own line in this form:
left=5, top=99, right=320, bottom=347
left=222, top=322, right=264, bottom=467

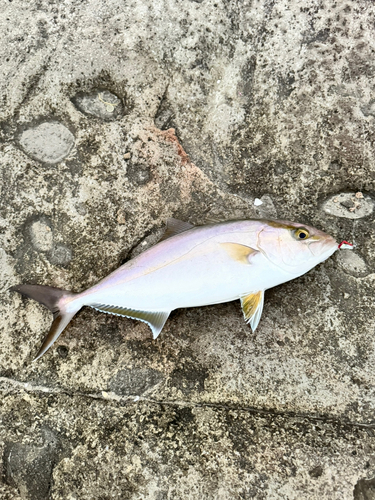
left=294, top=228, right=310, bottom=240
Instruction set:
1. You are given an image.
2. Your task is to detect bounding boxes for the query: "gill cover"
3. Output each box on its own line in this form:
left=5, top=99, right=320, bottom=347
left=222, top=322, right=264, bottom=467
left=257, top=221, right=319, bottom=272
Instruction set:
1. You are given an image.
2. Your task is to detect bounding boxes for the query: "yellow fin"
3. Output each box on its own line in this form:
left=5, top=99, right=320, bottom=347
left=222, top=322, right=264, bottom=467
left=91, top=304, right=170, bottom=339
left=220, top=242, right=259, bottom=264
left=240, top=291, right=264, bottom=332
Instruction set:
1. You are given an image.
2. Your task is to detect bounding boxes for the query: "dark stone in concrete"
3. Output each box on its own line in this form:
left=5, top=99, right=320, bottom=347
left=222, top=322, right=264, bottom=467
left=354, top=477, right=375, bottom=500
left=72, top=90, right=123, bottom=121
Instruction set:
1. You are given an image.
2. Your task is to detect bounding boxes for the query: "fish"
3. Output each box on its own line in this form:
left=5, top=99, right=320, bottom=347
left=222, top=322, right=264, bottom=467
left=10, top=218, right=344, bottom=361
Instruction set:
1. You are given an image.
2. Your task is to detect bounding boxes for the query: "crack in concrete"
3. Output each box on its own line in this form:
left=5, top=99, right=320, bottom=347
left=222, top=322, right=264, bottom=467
left=13, top=54, right=52, bottom=121
left=1, top=376, right=374, bottom=431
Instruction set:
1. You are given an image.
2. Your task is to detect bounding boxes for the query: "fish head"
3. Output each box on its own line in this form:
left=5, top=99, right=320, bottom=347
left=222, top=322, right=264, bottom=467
left=257, top=220, right=338, bottom=275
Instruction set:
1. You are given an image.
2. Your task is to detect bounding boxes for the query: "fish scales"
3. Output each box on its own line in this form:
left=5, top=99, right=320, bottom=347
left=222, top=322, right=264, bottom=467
left=82, top=220, right=264, bottom=310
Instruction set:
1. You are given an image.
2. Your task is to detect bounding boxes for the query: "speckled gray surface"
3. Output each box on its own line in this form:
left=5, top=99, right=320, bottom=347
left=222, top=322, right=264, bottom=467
left=1, top=0, right=375, bottom=499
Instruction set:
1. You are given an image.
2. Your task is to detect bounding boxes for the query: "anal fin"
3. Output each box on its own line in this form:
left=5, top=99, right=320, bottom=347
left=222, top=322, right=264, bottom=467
left=91, top=304, right=170, bottom=339
left=240, top=291, right=264, bottom=332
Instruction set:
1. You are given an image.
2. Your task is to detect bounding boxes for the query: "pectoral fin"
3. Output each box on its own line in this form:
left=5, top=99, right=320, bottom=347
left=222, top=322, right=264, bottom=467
left=240, top=291, right=264, bottom=332
left=91, top=304, right=170, bottom=339
left=220, top=243, right=259, bottom=264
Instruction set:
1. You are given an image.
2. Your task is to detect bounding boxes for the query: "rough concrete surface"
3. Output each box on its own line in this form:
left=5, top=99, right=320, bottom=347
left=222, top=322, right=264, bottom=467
left=1, top=0, right=375, bottom=498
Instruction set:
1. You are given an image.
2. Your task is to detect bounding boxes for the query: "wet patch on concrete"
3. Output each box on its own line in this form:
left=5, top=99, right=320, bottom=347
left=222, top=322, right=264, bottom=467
left=353, top=476, right=375, bottom=500
left=18, top=121, right=75, bottom=164
left=72, top=89, right=123, bottom=121
left=169, top=357, right=209, bottom=395
left=3, top=441, right=54, bottom=499
left=2, top=428, right=70, bottom=500
left=108, top=368, right=164, bottom=396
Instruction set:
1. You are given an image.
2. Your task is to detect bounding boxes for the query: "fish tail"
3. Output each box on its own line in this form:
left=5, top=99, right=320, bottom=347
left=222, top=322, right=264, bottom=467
left=10, top=284, right=81, bottom=361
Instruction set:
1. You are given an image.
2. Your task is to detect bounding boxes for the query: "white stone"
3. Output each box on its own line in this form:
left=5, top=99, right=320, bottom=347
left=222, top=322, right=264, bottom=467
left=29, top=220, right=53, bottom=252
left=337, top=250, right=368, bottom=277
left=19, top=122, right=75, bottom=164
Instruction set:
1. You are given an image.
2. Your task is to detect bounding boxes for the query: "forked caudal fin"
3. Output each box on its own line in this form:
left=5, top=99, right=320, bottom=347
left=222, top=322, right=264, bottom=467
left=10, top=284, right=80, bottom=361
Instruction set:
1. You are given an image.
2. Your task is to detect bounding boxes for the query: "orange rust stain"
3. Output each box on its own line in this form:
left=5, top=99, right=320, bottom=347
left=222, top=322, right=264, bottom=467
left=161, top=128, right=190, bottom=165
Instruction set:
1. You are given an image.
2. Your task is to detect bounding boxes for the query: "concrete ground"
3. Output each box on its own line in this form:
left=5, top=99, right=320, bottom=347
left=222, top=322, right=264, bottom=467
left=0, top=0, right=375, bottom=498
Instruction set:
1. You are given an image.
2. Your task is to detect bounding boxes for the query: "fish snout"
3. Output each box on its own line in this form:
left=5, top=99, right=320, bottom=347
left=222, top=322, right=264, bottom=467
left=308, top=233, right=338, bottom=257
left=321, top=234, right=339, bottom=258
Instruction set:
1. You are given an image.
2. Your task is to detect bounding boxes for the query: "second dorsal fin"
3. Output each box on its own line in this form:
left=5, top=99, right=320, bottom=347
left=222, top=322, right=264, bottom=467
left=160, top=218, right=194, bottom=241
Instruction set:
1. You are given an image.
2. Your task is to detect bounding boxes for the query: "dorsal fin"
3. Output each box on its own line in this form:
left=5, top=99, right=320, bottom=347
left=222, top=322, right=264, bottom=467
left=160, top=218, right=194, bottom=241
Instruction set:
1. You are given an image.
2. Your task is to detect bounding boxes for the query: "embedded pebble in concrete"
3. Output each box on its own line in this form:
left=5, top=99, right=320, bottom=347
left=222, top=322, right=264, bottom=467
left=49, top=244, right=72, bottom=267
left=336, top=250, right=369, bottom=278
left=323, top=192, right=374, bottom=219
left=361, top=100, right=375, bottom=117
left=72, top=89, right=123, bottom=120
left=19, top=122, right=75, bottom=164
left=29, top=219, right=53, bottom=252
left=254, top=194, right=277, bottom=218
left=4, top=440, right=57, bottom=500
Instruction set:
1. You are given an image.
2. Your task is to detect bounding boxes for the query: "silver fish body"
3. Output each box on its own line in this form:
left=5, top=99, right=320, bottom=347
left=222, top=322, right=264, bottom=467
left=79, top=220, right=334, bottom=309
left=11, top=218, right=338, bottom=360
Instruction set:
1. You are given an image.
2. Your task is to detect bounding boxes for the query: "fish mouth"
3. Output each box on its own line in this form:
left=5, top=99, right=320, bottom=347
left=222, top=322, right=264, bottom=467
left=308, top=235, right=338, bottom=258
